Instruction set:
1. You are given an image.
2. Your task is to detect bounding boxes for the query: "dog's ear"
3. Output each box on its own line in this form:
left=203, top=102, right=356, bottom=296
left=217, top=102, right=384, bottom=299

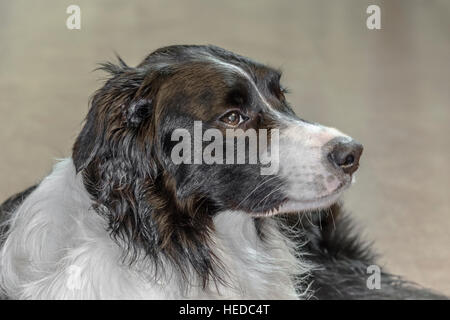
left=72, top=59, right=160, bottom=173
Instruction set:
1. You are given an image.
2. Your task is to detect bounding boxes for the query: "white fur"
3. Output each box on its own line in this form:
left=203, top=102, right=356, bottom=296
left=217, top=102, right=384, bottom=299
left=0, top=159, right=312, bottom=299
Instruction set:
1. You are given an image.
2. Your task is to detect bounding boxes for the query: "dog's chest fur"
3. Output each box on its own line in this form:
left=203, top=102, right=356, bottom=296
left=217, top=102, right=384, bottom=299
left=0, top=159, right=309, bottom=299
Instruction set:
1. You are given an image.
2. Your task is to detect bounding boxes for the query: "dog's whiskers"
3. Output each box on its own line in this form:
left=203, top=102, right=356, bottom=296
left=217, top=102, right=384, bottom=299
left=234, top=175, right=279, bottom=211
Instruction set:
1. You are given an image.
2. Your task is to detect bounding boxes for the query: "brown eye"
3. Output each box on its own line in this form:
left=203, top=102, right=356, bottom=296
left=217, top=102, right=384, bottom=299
left=220, top=111, right=247, bottom=126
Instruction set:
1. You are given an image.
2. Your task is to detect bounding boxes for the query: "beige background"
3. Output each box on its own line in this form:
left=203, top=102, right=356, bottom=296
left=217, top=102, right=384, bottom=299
left=0, top=0, right=449, bottom=295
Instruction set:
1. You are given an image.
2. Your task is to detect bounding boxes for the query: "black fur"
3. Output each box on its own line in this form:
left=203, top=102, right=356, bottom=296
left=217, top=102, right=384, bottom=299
left=279, top=204, right=446, bottom=299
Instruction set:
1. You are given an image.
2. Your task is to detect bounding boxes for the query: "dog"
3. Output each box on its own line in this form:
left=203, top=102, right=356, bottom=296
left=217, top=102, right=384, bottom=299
left=0, top=45, right=444, bottom=299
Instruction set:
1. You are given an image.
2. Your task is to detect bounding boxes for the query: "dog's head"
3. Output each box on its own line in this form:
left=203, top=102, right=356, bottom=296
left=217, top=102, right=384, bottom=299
left=72, top=45, right=362, bottom=282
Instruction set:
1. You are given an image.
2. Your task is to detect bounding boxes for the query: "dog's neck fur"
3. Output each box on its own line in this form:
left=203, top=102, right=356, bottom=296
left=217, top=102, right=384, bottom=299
left=0, top=159, right=310, bottom=299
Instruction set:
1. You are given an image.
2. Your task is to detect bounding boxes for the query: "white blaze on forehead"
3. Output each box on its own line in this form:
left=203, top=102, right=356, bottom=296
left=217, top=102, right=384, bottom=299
left=205, top=56, right=276, bottom=113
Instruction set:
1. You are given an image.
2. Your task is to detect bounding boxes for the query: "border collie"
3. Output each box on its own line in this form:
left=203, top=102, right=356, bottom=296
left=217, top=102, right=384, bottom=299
left=0, top=45, right=445, bottom=299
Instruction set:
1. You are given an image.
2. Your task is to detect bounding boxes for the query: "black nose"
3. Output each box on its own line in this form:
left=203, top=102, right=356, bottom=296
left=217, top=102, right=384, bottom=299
left=328, top=140, right=363, bottom=175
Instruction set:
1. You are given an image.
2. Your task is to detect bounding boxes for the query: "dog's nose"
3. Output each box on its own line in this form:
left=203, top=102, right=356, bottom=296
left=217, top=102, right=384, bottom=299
left=328, top=140, right=363, bottom=175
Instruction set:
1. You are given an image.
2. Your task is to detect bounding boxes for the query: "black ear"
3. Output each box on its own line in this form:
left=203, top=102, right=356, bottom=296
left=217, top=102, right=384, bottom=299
left=72, top=55, right=160, bottom=173
left=73, top=97, right=154, bottom=173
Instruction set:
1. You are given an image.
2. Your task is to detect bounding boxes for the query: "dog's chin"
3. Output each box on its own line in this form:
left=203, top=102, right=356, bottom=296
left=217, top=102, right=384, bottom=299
left=250, top=181, right=350, bottom=217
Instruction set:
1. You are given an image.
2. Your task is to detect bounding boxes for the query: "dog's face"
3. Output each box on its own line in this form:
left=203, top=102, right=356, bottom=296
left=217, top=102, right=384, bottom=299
left=144, top=46, right=363, bottom=216
left=72, top=45, right=362, bottom=275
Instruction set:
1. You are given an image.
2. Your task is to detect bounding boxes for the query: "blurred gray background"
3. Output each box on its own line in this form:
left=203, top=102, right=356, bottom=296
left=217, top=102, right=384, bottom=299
left=0, top=0, right=449, bottom=295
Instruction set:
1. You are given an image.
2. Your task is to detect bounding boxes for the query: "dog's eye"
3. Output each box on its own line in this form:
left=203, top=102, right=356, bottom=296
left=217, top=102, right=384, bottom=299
left=220, top=111, right=247, bottom=126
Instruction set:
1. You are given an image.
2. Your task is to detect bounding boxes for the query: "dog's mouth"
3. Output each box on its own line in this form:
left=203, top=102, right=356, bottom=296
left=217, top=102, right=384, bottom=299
left=250, top=181, right=350, bottom=217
